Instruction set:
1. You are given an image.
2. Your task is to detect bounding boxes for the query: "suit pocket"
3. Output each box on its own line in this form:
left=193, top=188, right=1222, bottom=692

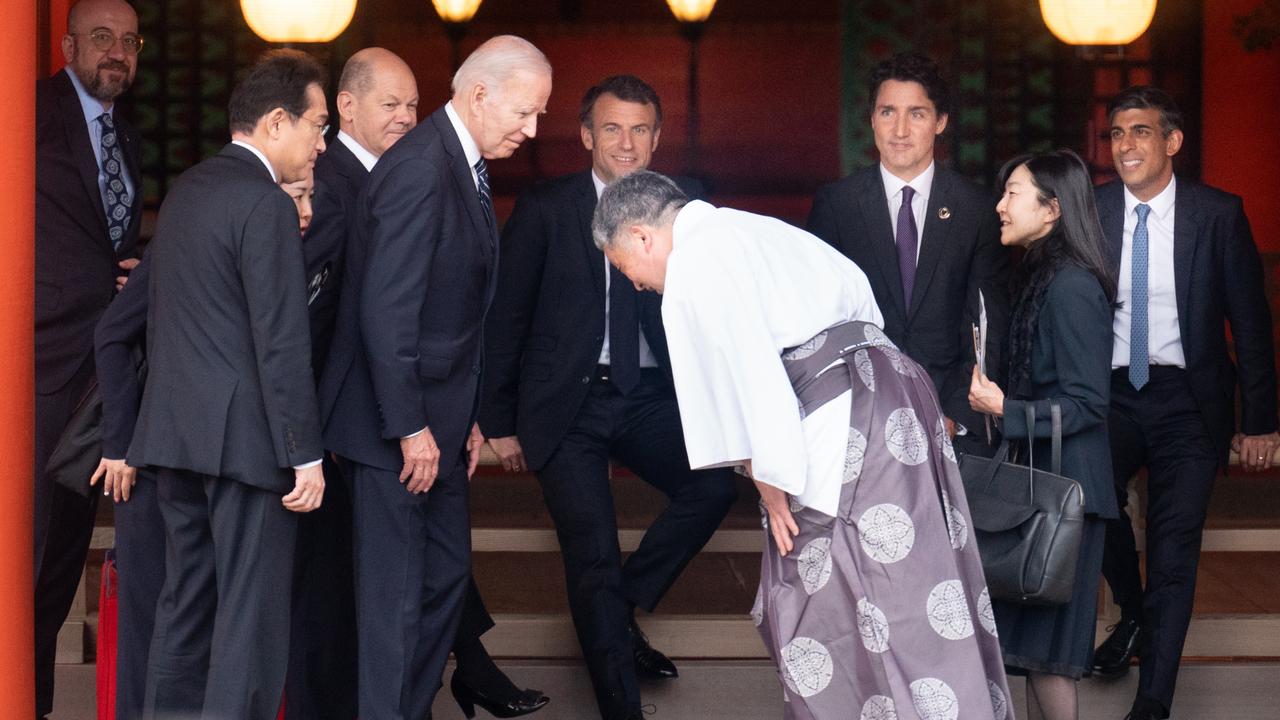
left=418, top=353, right=453, bottom=380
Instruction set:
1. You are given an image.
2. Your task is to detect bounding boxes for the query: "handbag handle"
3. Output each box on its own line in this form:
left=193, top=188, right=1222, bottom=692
left=1025, top=404, right=1036, bottom=502
left=1050, top=401, right=1062, bottom=476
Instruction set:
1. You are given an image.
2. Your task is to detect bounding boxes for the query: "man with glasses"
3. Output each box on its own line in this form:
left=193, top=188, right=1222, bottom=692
left=127, top=49, right=329, bottom=719
left=34, top=1, right=144, bottom=716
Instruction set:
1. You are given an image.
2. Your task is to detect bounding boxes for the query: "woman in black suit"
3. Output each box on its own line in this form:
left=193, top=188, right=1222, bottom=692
left=969, top=149, right=1119, bottom=720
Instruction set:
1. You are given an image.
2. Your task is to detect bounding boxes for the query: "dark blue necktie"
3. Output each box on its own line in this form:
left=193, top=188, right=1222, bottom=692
left=1129, top=203, right=1152, bottom=390
left=474, top=157, right=493, bottom=228
left=608, top=265, right=640, bottom=395
left=99, top=113, right=131, bottom=249
left=896, top=185, right=918, bottom=304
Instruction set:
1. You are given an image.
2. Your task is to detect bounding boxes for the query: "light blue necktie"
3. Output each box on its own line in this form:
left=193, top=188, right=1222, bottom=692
left=1129, top=203, right=1152, bottom=390
left=99, top=113, right=131, bottom=249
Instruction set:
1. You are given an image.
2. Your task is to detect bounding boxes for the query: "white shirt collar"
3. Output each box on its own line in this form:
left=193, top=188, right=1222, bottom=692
left=879, top=160, right=935, bottom=203
left=1123, top=174, right=1177, bottom=222
left=591, top=170, right=607, bottom=199
left=230, top=140, right=278, bottom=183
left=672, top=200, right=717, bottom=250
left=336, top=130, right=379, bottom=172
left=444, top=100, right=483, bottom=174
left=65, top=67, right=112, bottom=124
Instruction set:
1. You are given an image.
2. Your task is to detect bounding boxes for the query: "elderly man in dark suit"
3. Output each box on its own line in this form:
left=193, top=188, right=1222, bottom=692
left=33, top=0, right=143, bottom=715
left=317, top=35, right=552, bottom=720
left=1090, top=86, right=1278, bottom=720
left=479, top=75, right=738, bottom=720
left=128, top=49, right=329, bottom=720
left=807, top=52, right=1010, bottom=456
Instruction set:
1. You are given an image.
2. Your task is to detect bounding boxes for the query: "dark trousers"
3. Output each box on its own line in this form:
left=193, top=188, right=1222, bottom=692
left=1103, top=367, right=1219, bottom=714
left=348, top=456, right=471, bottom=720
left=34, top=359, right=97, bottom=717
left=535, top=371, right=738, bottom=719
left=115, top=470, right=166, bottom=720
left=144, top=468, right=298, bottom=720
left=286, top=459, right=495, bottom=720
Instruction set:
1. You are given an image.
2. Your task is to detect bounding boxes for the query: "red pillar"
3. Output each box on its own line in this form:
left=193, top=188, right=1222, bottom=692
left=49, top=0, right=71, bottom=71
left=0, top=0, right=37, bottom=711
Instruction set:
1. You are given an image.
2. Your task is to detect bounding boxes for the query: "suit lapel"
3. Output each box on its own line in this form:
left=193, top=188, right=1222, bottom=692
left=58, top=77, right=110, bottom=239
left=908, top=170, right=953, bottom=321
left=574, top=172, right=606, bottom=301
left=1097, top=182, right=1125, bottom=276
left=431, top=109, right=494, bottom=253
left=1172, top=179, right=1199, bottom=340
left=858, top=171, right=907, bottom=319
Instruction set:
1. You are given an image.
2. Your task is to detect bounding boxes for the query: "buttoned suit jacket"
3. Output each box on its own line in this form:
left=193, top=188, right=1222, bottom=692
left=319, top=106, right=499, bottom=477
left=128, top=144, right=322, bottom=492
left=807, top=165, right=1011, bottom=434
left=1096, top=178, right=1277, bottom=457
left=478, top=171, right=703, bottom=470
left=36, top=69, right=143, bottom=397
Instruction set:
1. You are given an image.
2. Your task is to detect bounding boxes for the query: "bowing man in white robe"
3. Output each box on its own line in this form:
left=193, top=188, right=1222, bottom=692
left=592, top=170, right=1012, bottom=720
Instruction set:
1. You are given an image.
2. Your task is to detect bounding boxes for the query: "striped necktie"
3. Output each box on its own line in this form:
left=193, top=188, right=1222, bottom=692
left=1129, top=203, right=1152, bottom=390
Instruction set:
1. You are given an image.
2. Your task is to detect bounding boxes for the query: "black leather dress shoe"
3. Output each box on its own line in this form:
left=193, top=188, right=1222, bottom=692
left=1092, top=618, right=1141, bottom=678
left=1123, top=696, right=1166, bottom=720
left=629, top=618, right=678, bottom=680
left=450, top=671, right=550, bottom=718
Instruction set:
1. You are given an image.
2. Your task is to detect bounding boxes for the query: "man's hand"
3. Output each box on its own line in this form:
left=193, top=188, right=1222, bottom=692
left=283, top=463, right=325, bottom=513
left=1233, top=431, right=1280, bottom=473
left=116, top=257, right=140, bottom=291
left=754, top=476, right=800, bottom=557
left=466, top=424, right=485, bottom=480
left=90, top=457, right=137, bottom=503
left=968, top=365, right=1006, bottom=418
left=488, top=436, right=527, bottom=474
left=400, top=428, right=441, bottom=494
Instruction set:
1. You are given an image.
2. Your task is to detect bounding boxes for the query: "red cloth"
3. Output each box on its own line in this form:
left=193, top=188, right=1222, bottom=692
left=96, top=552, right=118, bottom=720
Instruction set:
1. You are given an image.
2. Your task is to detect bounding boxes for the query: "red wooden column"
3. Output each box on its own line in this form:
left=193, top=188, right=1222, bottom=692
left=0, top=0, right=36, bottom=710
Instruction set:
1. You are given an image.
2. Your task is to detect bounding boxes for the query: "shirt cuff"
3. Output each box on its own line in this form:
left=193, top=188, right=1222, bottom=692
left=402, top=427, right=426, bottom=440
left=293, top=459, right=323, bottom=470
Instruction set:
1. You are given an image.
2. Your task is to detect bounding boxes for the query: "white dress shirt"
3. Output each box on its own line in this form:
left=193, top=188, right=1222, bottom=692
left=66, top=67, right=136, bottom=215
left=662, top=200, right=884, bottom=516
left=593, top=171, right=659, bottom=369
left=445, top=101, right=482, bottom=190
left=1112, top=176, right=1185, bottom=369
left=337, top=130, right=379, bottom=172
left=880, top=161, right=935, bottom=262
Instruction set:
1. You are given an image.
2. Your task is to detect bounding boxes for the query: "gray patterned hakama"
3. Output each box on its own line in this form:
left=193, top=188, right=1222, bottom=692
left=756, top=321, right=1012, bottom=719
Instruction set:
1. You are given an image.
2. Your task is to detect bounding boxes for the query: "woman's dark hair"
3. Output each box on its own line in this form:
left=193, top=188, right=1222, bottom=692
left=1000, top=148, right=1117, bottom=396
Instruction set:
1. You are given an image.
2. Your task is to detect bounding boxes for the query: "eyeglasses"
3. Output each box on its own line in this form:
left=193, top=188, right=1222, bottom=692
left=293, top=114, right=329, bottom=137
left=73, top=29, right=145, bottom=54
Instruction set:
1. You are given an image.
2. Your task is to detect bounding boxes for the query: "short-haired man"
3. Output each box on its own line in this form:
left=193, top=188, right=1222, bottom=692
left=1092, top=86, right=1278, bottom=720
left=480, top=75, right=738, bottom=720
left=807, top=52, right=1009, bottom=455
left=317, top=36, right=552, bottom=719
left=128, top=49, right=329, bottom=719
left=34, top=1, right=144, bottom=714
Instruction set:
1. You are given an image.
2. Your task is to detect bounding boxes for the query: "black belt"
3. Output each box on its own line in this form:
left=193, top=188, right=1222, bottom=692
left=593, top=364, right=663, bottom=384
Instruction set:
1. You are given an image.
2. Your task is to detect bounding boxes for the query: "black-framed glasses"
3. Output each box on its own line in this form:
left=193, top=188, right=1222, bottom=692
left=73, top=29, right=145, bottom=54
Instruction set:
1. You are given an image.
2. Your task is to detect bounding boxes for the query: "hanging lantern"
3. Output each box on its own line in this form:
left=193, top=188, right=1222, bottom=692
left=241, top=0, right=357, bottom=43
left=432, top=0, right=483, bottom=24
left=666, top=0, right=718, bottom=24
left=1040, top=0, right=1157, bottom=45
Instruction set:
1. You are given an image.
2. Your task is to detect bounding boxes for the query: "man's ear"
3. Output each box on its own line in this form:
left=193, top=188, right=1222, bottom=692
left=61, top=35, right=75, bottom=65
left=1165, top=128, right=1184, bottom=158
left=336, top=91, right=357, bottom=124
left=580, top=124, right=595, bottom=152
left=264, top=107, right=289, bottom=139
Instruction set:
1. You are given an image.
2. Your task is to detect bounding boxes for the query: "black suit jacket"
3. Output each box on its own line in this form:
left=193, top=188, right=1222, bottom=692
left=808, top=165, right=1010, bottom=433
left=306, top=136, right=367, bottom=379
left=478, top=171, right=699, bottom=470
left=129, top=144, right=321, bottom=492
left=319, top=106, right=498, bottom=476
left=36, top=69, right=142, bottom=395
left=1096, top=178, right=1277, bottom=456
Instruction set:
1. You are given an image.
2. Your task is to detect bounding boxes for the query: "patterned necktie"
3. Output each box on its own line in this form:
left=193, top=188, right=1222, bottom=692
left=896, top=185, right=918, bottom=304
left=474, top=157, right=493, bottom=228
left=99, top=113, right=131, bottom=249
left=608, top=264, right=641, bottom=395
left=1129, top=203, right=1152, bottom=390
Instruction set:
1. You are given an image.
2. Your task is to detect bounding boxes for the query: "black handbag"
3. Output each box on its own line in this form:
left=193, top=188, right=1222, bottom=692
left=958, top=402, right=1085, bottom=605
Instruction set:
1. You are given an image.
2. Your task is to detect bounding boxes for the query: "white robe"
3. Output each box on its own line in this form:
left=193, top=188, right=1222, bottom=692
left=662, top=200, right=883, bottom=516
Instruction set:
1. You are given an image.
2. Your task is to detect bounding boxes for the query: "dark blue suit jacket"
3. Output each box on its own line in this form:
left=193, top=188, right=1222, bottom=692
left=1096, top=178, right=1277, bottom=458
left=319, top=106, right=498, bottom=476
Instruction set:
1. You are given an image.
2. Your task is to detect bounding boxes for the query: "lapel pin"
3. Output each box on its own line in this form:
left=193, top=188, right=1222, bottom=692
left=937, top=207, right=952, bottom=220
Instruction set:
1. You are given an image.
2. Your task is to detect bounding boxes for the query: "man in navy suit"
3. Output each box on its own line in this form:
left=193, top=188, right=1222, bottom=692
left=1091, top=86, right=1278, bottom=720
left=479, top=75, right=738, bottom=720
left=33, top=1, right=144, bottom=715
left=317, top=36, right=552, bottom=720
